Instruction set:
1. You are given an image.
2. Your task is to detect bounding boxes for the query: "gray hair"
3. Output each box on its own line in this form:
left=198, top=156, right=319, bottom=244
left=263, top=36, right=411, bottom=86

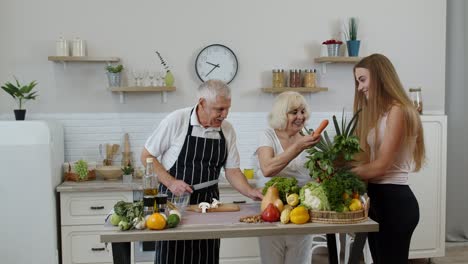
left=268, top=91, right=310, bottom=130
left=197, top=79, right=231, bottom=102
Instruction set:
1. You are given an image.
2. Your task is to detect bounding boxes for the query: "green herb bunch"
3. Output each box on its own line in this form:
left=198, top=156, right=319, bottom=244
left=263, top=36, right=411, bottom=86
left=106, top=64, right=123, bottom=73
left=155, top=51, right=171, bottom=72
left=1, top=77, right=38, bottom=110
left=74, top=160, right=89, bottom=180
left=344, top=17, right=359, bottom=41
left=262, top=176, right=300, bottom=203
left=304, top=109, right=365, bottom=211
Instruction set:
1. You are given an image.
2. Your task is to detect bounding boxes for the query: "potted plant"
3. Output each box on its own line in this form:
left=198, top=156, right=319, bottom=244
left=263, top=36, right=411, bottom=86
left=121, top=165, right=134, bottom=184
left=155, top=51, right=174, bottom=86
left=106, top=64, right=124, bottom=87
left=344, top=17, right=360, bottom=57
left=1, top=77, right=38, bottom=120
left=322, top=39, right=343, bottom=57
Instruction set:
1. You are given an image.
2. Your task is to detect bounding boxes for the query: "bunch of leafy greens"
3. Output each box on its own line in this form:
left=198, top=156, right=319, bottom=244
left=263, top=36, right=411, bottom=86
left=304, top=109, right=366, bottom=212
left=299, top=182, right=330, bottom=211
left=321, top=171, right=366, bottom=212
left=113, top=200, right=143, bottom=230
left=262, top=176, right=300, bottom=203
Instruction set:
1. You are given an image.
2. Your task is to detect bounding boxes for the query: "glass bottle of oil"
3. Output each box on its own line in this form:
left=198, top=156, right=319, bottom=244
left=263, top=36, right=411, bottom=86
left=144, top=157, right=158, bottom=197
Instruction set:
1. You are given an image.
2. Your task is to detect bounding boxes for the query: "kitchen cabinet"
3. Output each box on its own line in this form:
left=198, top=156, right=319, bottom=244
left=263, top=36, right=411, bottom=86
left=59, top=190, right=133, bottom=264
left=408, top=115, right=447, bottom=259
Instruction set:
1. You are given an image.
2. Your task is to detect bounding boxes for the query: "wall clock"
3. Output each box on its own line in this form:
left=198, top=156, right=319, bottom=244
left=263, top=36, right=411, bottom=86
left=195, top=44, right=238, bottom=84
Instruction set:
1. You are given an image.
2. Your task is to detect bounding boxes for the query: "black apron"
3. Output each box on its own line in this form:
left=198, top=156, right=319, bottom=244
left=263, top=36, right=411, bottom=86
left=155, top=108, right=227, bottom=264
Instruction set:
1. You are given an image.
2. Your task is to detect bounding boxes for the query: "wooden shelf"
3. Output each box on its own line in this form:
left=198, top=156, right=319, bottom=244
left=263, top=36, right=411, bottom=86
left=109, top=86, right=176, bottom=92
left=262, top=87, right=328, bottom=93
left=48, top=56, right=120, bottom=62
left=314, top=56, right=362, bottom=63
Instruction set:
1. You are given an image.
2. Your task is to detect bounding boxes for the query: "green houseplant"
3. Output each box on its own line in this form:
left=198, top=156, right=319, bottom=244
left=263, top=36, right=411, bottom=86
left=122, top=165, right=134, bottom=184
left=344, top=17, right=360, bottom=57
left=155, top=51, right=174, bottom=86
left=106, top=64, right=124, bottom=87
left=1, top=77, right=38, bottom=120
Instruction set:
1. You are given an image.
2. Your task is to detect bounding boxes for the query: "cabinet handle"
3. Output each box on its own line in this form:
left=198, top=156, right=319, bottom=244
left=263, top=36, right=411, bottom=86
left=90, top=206, right=105, bottom=210
left=91, top=247, right=105, bottom=251
left=233, top=200, right=246, bottom=204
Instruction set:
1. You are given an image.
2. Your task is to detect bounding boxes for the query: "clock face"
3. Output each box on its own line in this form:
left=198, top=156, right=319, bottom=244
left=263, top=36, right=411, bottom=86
left=195, top=44, right=238, bottom=84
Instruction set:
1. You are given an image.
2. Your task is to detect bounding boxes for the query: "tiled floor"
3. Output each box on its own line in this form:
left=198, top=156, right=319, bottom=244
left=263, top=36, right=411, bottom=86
left=312, top=242, right=468, bottom=264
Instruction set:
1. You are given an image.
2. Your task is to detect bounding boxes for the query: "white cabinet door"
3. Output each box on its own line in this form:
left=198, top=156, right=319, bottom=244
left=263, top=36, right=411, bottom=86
left=408, top=117, right=447, bottom=259
left=61, top=225, right=117, bottom=264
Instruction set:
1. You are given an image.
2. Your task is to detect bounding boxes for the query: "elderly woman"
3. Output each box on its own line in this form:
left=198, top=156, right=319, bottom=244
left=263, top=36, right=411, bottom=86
left=256, top=91, right=321, bottom=264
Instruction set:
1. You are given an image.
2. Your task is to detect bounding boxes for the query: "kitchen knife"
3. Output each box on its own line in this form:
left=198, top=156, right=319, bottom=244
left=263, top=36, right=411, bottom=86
left=190, top=180, right=219, bottom=191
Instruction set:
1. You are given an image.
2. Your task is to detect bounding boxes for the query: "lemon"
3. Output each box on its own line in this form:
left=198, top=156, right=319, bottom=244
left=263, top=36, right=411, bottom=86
left=289, top=206, right=310, bottom=224
left=146, top=213, right=166, bottom=230
left=286, top=193, right=299, bottom=206
left=349, top=198, right=363, bottom=211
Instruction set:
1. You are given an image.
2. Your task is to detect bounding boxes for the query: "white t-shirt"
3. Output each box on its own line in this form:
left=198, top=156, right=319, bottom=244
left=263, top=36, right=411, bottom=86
left=255, top=127, right=312, bottom=187
left=144, top=105, right=240, bottom=170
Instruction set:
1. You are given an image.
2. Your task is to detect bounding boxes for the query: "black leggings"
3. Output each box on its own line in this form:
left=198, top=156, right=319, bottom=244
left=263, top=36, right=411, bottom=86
left=367, top=183, right=419, bottom=264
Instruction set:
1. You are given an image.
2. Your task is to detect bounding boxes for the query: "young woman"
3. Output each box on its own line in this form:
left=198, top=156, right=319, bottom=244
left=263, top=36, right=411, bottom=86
left=256, top=91, right=321, bottom=264
left=351, top=54, right=425, bottom=264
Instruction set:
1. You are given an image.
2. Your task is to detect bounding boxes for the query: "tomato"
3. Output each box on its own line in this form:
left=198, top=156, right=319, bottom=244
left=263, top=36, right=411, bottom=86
left=261, top=203, right=280, bottom=222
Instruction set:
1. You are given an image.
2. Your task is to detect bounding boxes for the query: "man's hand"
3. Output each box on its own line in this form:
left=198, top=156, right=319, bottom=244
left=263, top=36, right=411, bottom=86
left=168, top=179, right=193, bottom=196
left=246, top=187, right=263, bottom=201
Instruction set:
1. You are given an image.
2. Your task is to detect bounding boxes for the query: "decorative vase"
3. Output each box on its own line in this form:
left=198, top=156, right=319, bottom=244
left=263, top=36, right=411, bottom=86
left=347, top=40, right=361, bottom=57
left=122, top=174, right=133, bottom=184
left=164, top=71, right=174, bottom=86
left=106, top=72, right=122, bottom=87
left=14, top=109, right=26, bottom=120
left=327, top=44, right=341, bottom=57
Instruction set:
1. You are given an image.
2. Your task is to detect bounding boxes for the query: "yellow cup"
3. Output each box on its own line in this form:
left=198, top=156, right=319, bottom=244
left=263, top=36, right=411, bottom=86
left=243, top=168, right=254, bottom=179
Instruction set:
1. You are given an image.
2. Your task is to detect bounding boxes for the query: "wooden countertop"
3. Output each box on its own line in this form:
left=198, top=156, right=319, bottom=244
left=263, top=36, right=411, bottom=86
left=100, top=203, right=378, bottom=243
left=56, top=178, right=257, bottom=192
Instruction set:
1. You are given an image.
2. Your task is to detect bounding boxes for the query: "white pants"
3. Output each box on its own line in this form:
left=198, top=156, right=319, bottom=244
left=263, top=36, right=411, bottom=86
left=259, top=235, right=313, bottom=264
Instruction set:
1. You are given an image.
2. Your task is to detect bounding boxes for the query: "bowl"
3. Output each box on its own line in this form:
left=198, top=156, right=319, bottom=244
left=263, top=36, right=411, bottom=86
left=166, top=193, right=191, bottom=215
left=95, top=165, right=122, bottom=180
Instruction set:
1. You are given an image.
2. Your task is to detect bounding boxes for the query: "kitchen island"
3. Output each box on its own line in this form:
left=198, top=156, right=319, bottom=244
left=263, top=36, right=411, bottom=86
left=101, top=203, right=378, bottom=264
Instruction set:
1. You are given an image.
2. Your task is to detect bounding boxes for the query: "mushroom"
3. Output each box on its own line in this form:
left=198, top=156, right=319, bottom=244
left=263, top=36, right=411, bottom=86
left=198, top=202, right=211, bottom=213
left=211, top=198, right=222, bottom=208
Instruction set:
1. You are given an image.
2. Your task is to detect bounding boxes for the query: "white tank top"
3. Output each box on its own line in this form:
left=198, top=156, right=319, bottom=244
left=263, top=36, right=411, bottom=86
left=367, top=113, right=416, bottom=185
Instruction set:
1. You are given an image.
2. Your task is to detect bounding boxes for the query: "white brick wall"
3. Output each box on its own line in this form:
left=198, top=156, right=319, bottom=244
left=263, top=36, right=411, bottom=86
left=0, top=111, right=348, bottom=169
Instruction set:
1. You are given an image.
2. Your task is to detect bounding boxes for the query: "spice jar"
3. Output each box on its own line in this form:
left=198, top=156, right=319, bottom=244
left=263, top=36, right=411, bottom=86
left=272, top=70, right=282, bottom=88
left=289, top=70, right=297, bottom=87
left=303, top=69, right=316, bottom=88
left=296, top=70, right=302, bottom=87
left=278, top=69, right=285, bottom=88
left=409, top=87, right=423, bottom=114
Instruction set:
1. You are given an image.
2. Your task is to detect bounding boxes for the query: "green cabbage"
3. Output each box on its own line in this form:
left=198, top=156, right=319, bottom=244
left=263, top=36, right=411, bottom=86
left=299, top=182, right=330, bottom=211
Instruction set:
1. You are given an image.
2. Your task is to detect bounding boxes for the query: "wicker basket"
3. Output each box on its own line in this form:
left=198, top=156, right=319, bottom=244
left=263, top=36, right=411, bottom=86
left=63, top=162, right=96, bottom=182
left=309, top=197, right=370, bottom=224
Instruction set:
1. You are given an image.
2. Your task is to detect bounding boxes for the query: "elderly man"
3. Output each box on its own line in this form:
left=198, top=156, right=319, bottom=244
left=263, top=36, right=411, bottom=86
left=141, top=79, right=263, bottom=264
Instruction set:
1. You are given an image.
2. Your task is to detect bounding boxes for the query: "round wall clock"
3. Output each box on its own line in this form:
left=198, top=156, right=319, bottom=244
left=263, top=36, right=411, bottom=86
left=195, top=44, right=238, bottom=84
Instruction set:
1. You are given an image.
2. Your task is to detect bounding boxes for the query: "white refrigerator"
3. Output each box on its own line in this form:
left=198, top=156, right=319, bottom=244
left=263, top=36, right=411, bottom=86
left=0, top=121, right=64, bottom=264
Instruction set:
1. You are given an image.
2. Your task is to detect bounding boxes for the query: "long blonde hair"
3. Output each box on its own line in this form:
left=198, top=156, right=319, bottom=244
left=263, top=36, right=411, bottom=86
left=353, top=54, right=425, bottom=171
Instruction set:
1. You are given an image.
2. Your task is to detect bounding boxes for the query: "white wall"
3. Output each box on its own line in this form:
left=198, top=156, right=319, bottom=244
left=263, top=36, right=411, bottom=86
left=0, top=0, right=446, bottom=114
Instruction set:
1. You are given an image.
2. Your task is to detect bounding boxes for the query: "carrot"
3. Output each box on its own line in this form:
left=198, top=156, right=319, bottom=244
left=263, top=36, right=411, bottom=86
left=313, top=120, right=329, bottom=136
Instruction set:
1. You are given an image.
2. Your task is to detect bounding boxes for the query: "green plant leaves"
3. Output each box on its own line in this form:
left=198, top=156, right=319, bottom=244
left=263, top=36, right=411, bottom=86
left=1, top=78, right=39, bottom=109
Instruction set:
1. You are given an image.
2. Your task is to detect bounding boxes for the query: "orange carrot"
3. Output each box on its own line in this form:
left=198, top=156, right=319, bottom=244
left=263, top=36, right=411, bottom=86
left=313, top=120, right=329, bottom=136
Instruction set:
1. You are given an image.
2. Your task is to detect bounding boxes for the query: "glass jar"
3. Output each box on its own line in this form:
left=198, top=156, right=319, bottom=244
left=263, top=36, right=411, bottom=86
left=278, top=69, right=285, bottom=88
left=303, top=69, right=316, bottom=88
left=272, top=69, right=281, bottom=88
left=289, top=70, right=297, bottom=87
left=296, top=70, right=302, bottom=87
left=409, top=87, right=423, bottom=114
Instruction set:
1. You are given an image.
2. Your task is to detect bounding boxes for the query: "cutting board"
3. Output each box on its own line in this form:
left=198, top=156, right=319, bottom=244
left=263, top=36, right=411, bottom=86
left=187, top=203, right=240, bottom=213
